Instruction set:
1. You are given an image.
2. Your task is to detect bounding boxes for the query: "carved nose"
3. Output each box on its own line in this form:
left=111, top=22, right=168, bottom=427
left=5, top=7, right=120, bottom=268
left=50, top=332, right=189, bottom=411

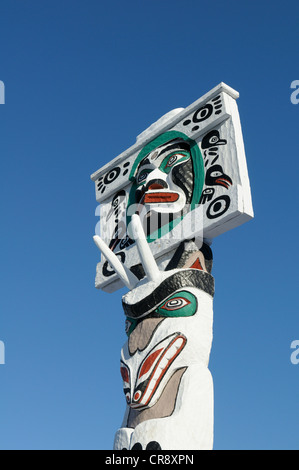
left=146, top=179, right=168, bottom=191
left=148, top=183, right=164, bottom=190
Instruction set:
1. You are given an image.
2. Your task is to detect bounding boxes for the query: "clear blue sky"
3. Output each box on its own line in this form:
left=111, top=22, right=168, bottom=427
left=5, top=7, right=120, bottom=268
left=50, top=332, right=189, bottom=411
left=0, top=0, right=298, bottom=450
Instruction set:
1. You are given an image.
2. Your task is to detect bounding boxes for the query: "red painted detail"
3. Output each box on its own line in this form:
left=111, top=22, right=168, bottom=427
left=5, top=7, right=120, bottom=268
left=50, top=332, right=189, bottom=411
left=190, top=258, right=203, bottom=270
left=148, top=183, right=165, bottom=190
left=139, top=348, right=163, bottom=378
left=215, top=178, right=231, bottom=188
left=161, top=297, right=191, bottom=310
left=144, top=192, right=179, bottom=203
left=139, top=335, right=187, bottom=408
left=120, top=367, right=129, bottom=383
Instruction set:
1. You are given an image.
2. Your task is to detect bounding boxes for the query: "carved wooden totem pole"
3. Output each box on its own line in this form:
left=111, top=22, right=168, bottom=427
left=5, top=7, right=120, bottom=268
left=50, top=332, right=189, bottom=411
left=91, top=83, right=253, bottom=450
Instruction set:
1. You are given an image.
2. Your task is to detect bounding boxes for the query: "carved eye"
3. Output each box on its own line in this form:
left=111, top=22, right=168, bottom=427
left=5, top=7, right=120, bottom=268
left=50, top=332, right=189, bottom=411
left=121, top=363, right=131, bottom=404
left=133, top=390, right=142, bottom=402
left=166, top=154, right=178, bottom=167
left=125, top=392, right=131, bottom=404
left=137, top=171, right=148, bottom=184
left=165, top=153, right=188, bottom=168
left=209, top=136, right=218, bottom=144
left=210, top=170, right=222, bottom=178
left=160, top=297, right=191, bottom=311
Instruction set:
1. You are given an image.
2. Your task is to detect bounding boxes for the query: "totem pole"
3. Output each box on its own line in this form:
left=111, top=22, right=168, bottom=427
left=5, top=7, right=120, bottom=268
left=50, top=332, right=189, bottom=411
left=91, top=83, right=253, bottom=450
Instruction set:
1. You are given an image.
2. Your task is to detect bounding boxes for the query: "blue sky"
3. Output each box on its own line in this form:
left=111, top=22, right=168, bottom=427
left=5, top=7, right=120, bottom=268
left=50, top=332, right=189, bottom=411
left=0, top=0, right=298, bottom=450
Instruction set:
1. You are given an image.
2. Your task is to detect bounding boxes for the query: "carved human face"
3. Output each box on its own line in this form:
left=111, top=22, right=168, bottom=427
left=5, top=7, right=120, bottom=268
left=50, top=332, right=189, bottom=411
left=134, top=138, right=193, bottom=215
left=120, top=268, right=214, bottom=410
left=127, top=133, right=204, bottom=240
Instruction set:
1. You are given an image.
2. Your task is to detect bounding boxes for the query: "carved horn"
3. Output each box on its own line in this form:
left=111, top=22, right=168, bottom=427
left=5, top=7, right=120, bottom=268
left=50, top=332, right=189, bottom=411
left=130, top=214, right=162, bottom=283
left=93, top=235, right=139, bottom=290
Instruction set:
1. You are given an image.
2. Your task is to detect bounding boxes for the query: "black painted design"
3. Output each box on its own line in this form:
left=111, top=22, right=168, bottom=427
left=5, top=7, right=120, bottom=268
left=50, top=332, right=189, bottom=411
left=96, top=176, right=106, bottom=194
left=206, top=195, right=231, bottom=219
left=199, top=188, right=215, bottom=204
left=131, top=442, right=142, bottom=450
left=107, top=190, right=127, bottom=252
left=102, top=251, right=126, bottom=277
left=211, top=94, right=223, bottom=114
left=196, top=127, right=234, bottom=219
left=166, top=240, right=213, bottom=273
left=182, top=95, right=223, bottom=130
left=201, top=130, right=227, bottom=149
left=122, top=270, right=214, bottom=319
left=205, top=165, right=232, bottom=189
left=130, top=441, right=162, bottom=450
left=97, top=162, right=131, bottom=195
left=171, top=156, right=194, bottom=205
left=193, top=103, right=213, bottom=123
left=146, top=441, right=162, bottom=450
left=204, top=148, right=219, bottom=160
left=122, top=162, right=130, bottom=176
left=104, top=167, right=120, bottom=184
left=166, top=240, right=199, bottom=271
left=119, top=235, right=134, bottom=251
left=106, top=190, right=126, bottom=221
left=211, top=155, right=219, bottom=165
left=102, top=190, right=134, bottom=277
left=97, top=167, right=120, bottom=194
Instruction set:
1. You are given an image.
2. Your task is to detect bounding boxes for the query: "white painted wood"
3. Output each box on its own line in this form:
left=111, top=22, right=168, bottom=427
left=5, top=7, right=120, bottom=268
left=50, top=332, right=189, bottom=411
left=91, top=83, right=254, bottom=292
left=93, top=235, right=138, bottom=289
left=130, top=214, right=162, bottom=283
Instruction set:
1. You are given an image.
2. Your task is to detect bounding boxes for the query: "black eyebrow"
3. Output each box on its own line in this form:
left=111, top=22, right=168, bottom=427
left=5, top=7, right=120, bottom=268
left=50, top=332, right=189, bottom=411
left=157, top=141, right=191, bottom=158
left=135, top=140, right=191, bottom=175
left=122, top=270, right=214, bottom=319
left=136, top=157, right=151, bottom=172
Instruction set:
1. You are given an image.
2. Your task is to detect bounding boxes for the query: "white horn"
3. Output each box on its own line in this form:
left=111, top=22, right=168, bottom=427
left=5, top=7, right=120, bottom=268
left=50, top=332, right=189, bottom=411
left=93, top=235, right=138, bottom=290
left=130, top=214, right=161, bottom=283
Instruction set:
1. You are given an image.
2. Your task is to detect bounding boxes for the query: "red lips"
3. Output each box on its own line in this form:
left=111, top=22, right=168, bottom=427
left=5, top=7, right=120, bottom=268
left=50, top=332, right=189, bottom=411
left=144, top=192, right=179, bottom=203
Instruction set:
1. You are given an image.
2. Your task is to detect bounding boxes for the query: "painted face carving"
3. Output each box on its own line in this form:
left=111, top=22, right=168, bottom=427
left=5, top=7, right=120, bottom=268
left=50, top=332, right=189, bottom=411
left=127, top=131, right=205, bottom=241
left=133, top=140, right=193, bottom=239
left=120, top=275, right=214, bottom=410
left=134, top=141, right=192, bottom=213
left=121, top=332, right=187, bottom=410
left=156, top=290, right=197, bottom=317
left=125, top=289, right=198, bottom=336
left=123, top=268, right=214, bottom=321
left=111, top=214, right=215, bottom=448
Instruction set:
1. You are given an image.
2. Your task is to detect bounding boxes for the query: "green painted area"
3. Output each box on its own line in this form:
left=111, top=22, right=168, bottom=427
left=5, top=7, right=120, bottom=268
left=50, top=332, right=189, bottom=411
left=155, top=290, right=197, bottom=318
left=125, top=290, right=197, bottom=336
